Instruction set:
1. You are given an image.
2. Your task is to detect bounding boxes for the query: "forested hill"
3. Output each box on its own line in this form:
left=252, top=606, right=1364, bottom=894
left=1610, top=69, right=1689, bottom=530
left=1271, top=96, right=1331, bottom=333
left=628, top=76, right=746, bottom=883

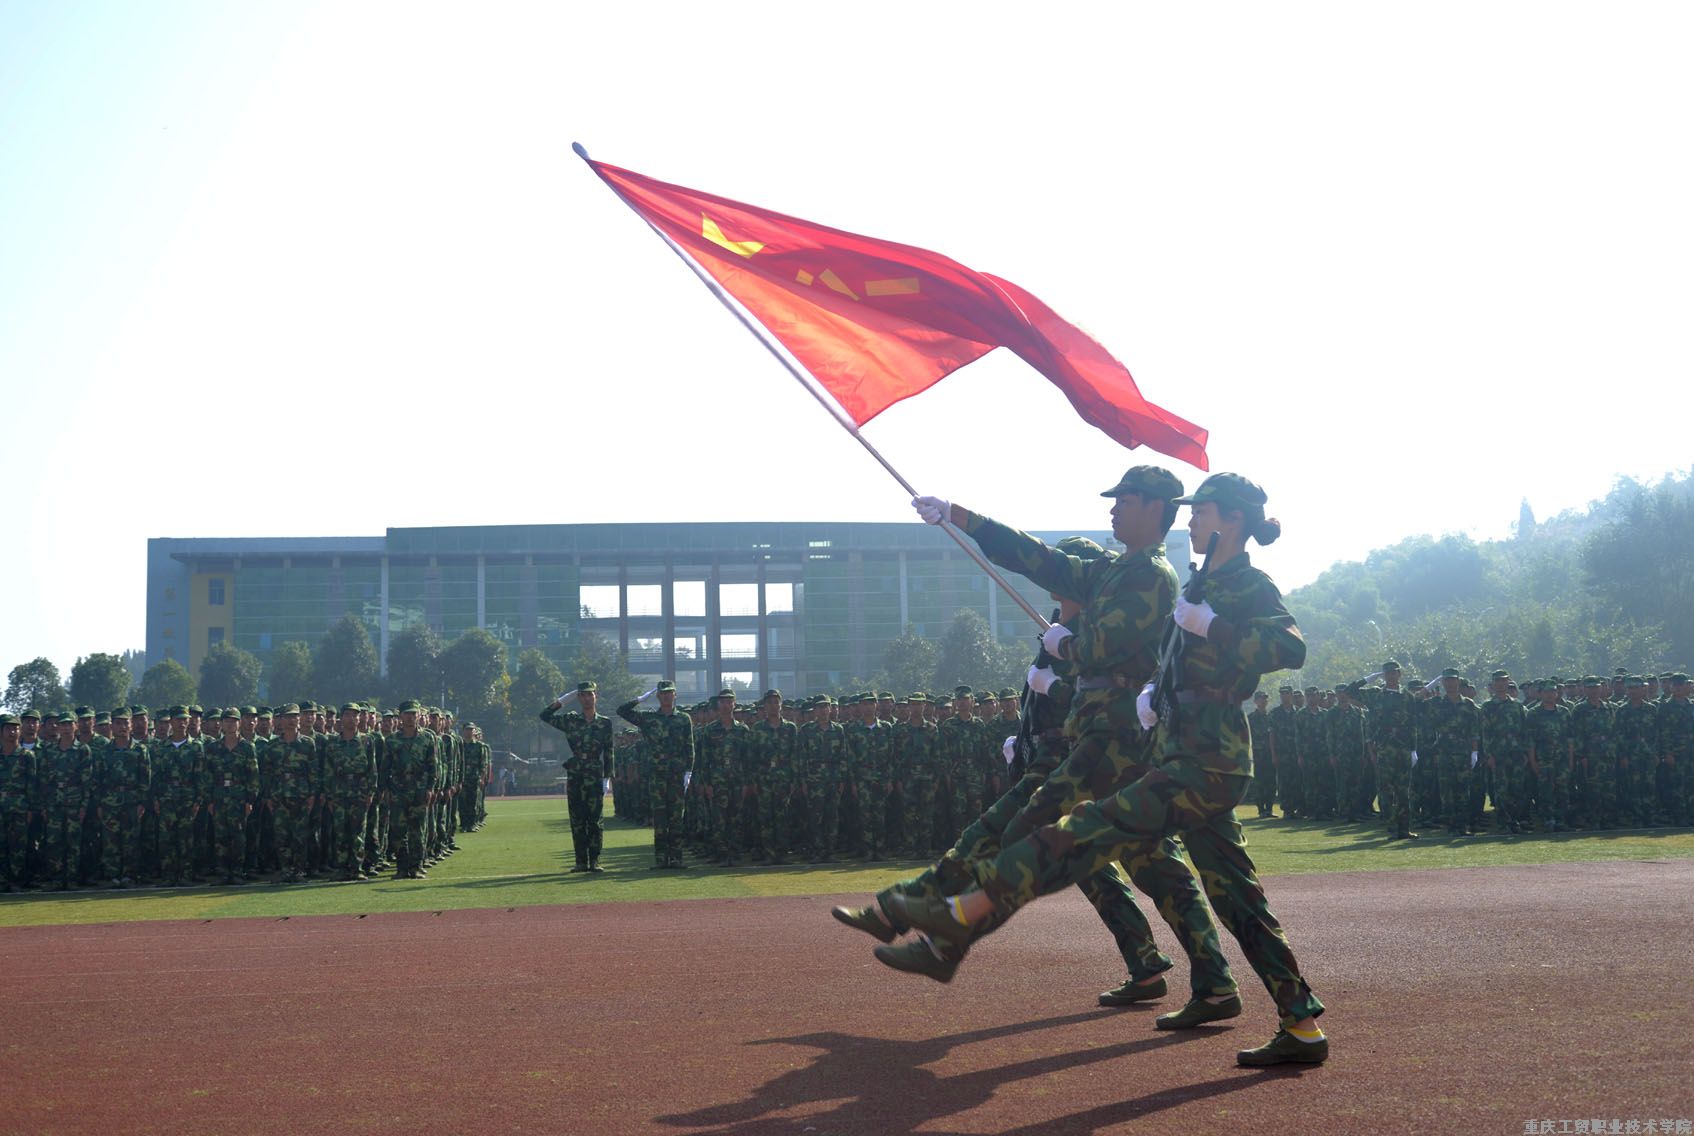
left=1282, top=470, right=1694, bottom=690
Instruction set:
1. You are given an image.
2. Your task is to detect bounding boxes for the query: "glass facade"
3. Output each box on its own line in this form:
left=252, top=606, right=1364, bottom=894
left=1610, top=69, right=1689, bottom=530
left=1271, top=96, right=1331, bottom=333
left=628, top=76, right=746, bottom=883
left=149, top=523, right=1122, bottom=697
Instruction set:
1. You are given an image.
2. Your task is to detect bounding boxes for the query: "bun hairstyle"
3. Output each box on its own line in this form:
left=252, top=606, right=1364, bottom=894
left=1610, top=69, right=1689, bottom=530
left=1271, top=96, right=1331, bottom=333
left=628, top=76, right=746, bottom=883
left=1251, top=515, right=1282, bottom=545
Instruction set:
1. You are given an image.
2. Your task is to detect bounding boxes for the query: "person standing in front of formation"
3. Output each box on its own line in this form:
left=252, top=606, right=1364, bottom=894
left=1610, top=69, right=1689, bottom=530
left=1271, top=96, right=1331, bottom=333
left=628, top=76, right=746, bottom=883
left=543, top=682, right=615, bottom=873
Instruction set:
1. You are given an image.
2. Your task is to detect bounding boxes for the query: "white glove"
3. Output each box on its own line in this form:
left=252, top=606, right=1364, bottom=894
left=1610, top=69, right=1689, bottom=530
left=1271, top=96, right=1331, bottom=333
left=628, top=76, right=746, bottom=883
left=1136, top=683, right=1158, bottom=731
left=1026, top=664, right=1057, bottom=695
left=1469, top=750, right=1479, bottom=769
left=1002, top=735, right=1018, bottom=764
left=1410, top=750, right=1419, bottom=768
left=1364, top=672, right=1385, bottom=685
left=1041, top=623, right=1074, bottom=658
left=912, top=495, right=951, bottom=525
left=555, top=691, right=580, bottom=705
left=1173, top=597, right=1217, bottom=638
left=638, top=688, right=658, bottom=703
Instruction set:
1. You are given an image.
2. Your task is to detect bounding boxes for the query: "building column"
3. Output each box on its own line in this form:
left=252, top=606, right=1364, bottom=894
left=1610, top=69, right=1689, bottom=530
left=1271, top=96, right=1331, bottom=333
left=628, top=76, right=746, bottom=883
left=662, top=560, right=676, bottom=683
left=378, top=555, right=390, bottom=676
left=476, top=554, right=487, bottom=628
left=756, top=560, right=769, bottom=693
left=707, top=558, right=722, bottom=691
left=898, top=551, right=909, bottom=630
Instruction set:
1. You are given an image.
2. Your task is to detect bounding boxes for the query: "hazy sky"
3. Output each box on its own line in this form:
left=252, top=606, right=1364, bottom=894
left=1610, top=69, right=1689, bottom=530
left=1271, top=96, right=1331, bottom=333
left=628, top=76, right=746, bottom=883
left=3, top=1, right=1691, bottom=678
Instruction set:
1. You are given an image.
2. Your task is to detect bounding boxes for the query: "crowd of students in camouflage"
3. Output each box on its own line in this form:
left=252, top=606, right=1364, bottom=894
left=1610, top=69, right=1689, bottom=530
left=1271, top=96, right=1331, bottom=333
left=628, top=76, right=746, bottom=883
left=0, top=700, right=492, bottom=891
left=541, top=681, right=1032, bottom=871
left=1251, top=667, right=1694, bottom=838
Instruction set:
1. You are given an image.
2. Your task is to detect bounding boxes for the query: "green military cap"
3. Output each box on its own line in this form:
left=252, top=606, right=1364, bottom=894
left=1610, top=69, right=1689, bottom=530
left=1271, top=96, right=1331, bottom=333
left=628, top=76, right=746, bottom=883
left=397, top=699, right=422, bottom=713
left=761, top=688, right=783, bottom=700
left=1055, top=535, right=1110, bottom=560
left=576, top=681, right=598, bottom=693
left=188, top=705, right=203, bottom=715
left=220, top=707, right=241, bottom=720
left=241, top=706, right=257, bottom=717
left=1490, top=669, right=1511, bottom=681
left=257, top=706, right=273, bottom=716
left=1581, top=676, right=1602, bottom=687
left=1333, top=684, right=1349, bottom=694
left=1381, top=660, right=1402, bottom=672
left=656, top=680, right=676, bottom=692
left=297, top=699, right=316, bottom=712
left=1613, top=668, right=1629, bottom=677
left=55, top=712, right=76, bottom=724
left=1173, top=472, right=1268, bottom=512
left=1304, top=685, right=1320, bottom=693
left=0, top=714, right=19, bottom=726
left=166, top=705, right=190, bottom=719
left=1625, top=675, right=1647, bottom=687
left=1438, top=667, right=1462, bottom=679
left=815, top=694, right=835, bottom=706
left=1546, top=675, right=1561, bottom=685
left=953, top=685, right=973, bottom=698
left=462, top=721, right=477, bottom=730
left=130, top=706, right=149, bottom=717
left=95, top=711, right=112, bottom=723
left=1671, top=673, right=1691, bottom=684
left=877, top=691, right=895, bottom=701
left=74, top=705, right=94, bottom=719
left=339, top=702, right=362, bottom=714
left=1277, top=684, right=1293, bottom=693
left=275, top=703, right=301, bottom=716
left=997, top=688, right=1017, bottom=699
left=1406, top=679, right=1426, bottom=690
left=18, top=709, right=40, bottom=721
left=1100, top=465, right=1184, bottom=500
left=716, top=687, right=736, bottom=699
left=908, top=692, right=928, bottom=702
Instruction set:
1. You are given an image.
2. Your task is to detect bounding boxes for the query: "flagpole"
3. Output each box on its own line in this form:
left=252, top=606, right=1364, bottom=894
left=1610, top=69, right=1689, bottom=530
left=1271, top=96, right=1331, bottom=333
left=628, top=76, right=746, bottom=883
left=575, top=143, right=1050, bottom=632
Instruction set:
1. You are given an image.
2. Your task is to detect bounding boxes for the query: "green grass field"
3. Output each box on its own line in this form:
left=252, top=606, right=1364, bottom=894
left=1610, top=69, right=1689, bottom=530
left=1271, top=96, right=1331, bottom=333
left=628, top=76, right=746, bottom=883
left=2, top=796, right=1690, bottom=929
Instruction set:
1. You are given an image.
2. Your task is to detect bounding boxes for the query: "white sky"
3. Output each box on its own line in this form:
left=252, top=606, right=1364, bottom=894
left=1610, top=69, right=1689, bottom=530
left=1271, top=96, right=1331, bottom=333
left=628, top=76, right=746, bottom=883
left=3, top=1, right=1691, bottom=677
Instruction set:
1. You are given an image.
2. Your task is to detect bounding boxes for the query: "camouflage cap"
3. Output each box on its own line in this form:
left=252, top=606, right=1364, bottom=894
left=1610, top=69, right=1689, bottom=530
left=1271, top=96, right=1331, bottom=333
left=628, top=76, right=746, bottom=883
left=1277, top=684, right=1293, bottom=693
left=1381, top=660, right=1402, bottom=672
left=188, top=705, right=203, bottom=716
left=339, top=702, right=362, bottom=715
left=18, top=709, right=40, bottom=720
left=907, top=692, right=928, bottom=702
left=762, top=688, right=782, bottom=700
left=1406, top=679, right=1426, bottom=690
left=1439, top=667, right=1462, bottom=679
left=130, top=706, right=149, bottom=718
left=1626, top=675, right=1648, bottom=687
left=95, top=711, right=112, bottom=723
left=397, top=699, right=422, bottom=713
left=297, top=699, right=316, bottom=712
left=276, top=703, right=301, bottom=716
left=1100, top=465, right=1184, bottom=500
left=998, top=688, right=1017, bottom=699
left=0, top=714, right=19, bottom=726
left=257, top=706, right=273, bottom=717
left=74, top=705, right=94, bottom=719
left=1173, top=472, right=1268, bottom=512
left=220, top=707, right=241, bottom=720
left=55, top=712, right=76, bottom=724
left=461, top=721, right=477, bottom=731
left=166, top=705, right=190, bottom=719
left=716, top=687, right=736, bottom=699
left=878, top=691, right=895, bottom=701
left=241, top=707, right=257, bottom=717
left=1490, top=669, right=1511, bottom=681
left=1672, top=672, right=1691, bottom=684
left=1547, top=675, right=1563, bottom=686
left=953, top=685, right=973, bottom=699
left=575, top=681, right=598, bottom=693
left=1581, top=677, right=1602, bottom=687
left=656, top=680, right=677, bottom=692
left=814, top=694, right=835, bottom=706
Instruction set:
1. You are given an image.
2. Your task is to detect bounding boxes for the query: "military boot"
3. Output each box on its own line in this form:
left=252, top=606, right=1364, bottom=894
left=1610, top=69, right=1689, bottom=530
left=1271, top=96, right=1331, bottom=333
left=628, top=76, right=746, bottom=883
left=1237, top=1028, right=1329, bottom=1066
left=872, top=935, right=961, bottom=983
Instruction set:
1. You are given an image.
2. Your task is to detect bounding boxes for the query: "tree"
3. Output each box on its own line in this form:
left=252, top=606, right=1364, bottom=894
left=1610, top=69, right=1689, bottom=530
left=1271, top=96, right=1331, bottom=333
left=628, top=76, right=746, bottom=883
left=3, top=657, right=70, bottom=715
left=565, top=632, right=645, bottom=709
left=265, top=641, right=315, bottom=705
left=931, top=609, right=1020, bottom=694
left=873, top=626, right=940, bottom=697
left=510, top=648, right=568, bottom=757
left=69, top=652, right=131, bottom=711
left=440, top=628, right=509, bottom=719
left=387, top=624, right=443, bottom=702
left=136, top=659, right=197, bottom=709
left=314, top=615, right=380, bottom=704
left=199, top=643, right=263, bottom=708
left=119, top=649, right=147, bottom=689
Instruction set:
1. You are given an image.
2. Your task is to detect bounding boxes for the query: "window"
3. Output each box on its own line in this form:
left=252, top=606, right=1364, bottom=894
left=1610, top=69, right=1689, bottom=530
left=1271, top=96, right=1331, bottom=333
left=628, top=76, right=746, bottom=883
left=720, top=633, right=758, bottom=660
left=579, top=585, right=621, bottom=620
left=719, top=582, right=759, bottom=617
left=673, top=580, right=706, bottom=618
left=208, top=578, right=225, bottom=605
left=627, top=584, right=663, bottom=618
left=208, top=627, right=225, bottom=648
left=765, top=583, right=795, bottom=613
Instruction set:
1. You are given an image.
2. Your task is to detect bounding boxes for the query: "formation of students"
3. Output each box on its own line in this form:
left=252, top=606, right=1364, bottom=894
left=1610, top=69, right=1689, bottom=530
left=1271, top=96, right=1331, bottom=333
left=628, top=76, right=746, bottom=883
left=0, top=700, right=492, bottom=891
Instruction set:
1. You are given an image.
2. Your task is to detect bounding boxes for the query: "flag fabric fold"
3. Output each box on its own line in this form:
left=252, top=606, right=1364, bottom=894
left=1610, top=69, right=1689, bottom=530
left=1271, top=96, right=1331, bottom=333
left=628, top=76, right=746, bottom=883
left=584, top=156, right=1209, bottom=470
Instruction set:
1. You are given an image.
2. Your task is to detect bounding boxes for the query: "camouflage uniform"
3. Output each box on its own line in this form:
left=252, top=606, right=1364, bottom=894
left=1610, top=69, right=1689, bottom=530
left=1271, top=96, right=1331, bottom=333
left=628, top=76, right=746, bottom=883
left=1479, top=694, right=1530, bottom=831
left=974, top=528, right=1324, bottom=1029
left=1324, top=699, right=1369, bottom=821
left=386, top=725, right=436, bottom=878
left=36, top=732, right=93, bottom=887
left=697, top=715, right=757, bottom=864
left=204, top=734, right=260, bottom=881
left=1657, top=687, right=1694, bottom=825
left=1421, top=687, right=1481, bottom=833
left=541, top=701, right=615, bottom=870
left=1266, top=697, right=1302, bottom=817
left=1295, top=703, right=1333, bottom=819
left=1354, top=681, right=1418, bottom=838
left=1568, top=693, right=1613, bottom=828
left=1246, top=702, right=1276, bottom=817
left=0, top=732, right=36, bottom=889
left=266, top=730, right=322, bottom=881
left=1526, top=697, right=1574, bottom=831
left=1613, top=693, right=1659, bottom=827
left=894, top=708, right=941, bottom=856
left=617, top=695, right=694, bottom=868
left=150, top=735, right=205, bottom=883
left=321, top=728, right=378, bottom=879
left=92, top=737, right=150, bottom=884
left=752, top=715, right=800, bottom=861
left=797, top=712, right=849, bottom=861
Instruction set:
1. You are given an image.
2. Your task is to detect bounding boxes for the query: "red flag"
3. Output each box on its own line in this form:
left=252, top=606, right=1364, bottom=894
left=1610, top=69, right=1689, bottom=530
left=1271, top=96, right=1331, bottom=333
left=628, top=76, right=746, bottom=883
left=584, top=156, right=1209, bottom=470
